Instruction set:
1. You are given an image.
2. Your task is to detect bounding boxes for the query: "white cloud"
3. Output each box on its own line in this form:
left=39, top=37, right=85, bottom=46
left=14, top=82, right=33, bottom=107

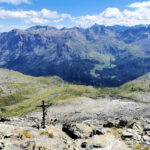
left=0, top=24, right=29, bottom=32
left=40, top=9, right=58, bottom=18
left=129, top=1, right=150, bottom=8
left=61, top=14, right=72, bottom=19
left=0, top=0, right=30, bottom=5
left=72, top=1, right=150, bottom=27
left=0, top=8, right=58, bottom=19
left=101, top=8, right=122, bottom=18
left=24, top=18, right=49, bottom=24
left=54, top=18, right=64, bottom=23
left=1, top=1, right=150, bottom=29
left=0, top=8, right=72, bottom=25
left=0, top=8, right=61, bottom=24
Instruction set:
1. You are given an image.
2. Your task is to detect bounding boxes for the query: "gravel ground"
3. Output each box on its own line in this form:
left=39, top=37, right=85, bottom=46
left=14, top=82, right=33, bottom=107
left=28, top=97, right=150, bottom=125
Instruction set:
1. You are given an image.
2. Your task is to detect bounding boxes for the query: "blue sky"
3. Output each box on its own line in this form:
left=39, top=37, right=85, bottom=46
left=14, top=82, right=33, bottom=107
left=0, top=0, right=150, bottom=32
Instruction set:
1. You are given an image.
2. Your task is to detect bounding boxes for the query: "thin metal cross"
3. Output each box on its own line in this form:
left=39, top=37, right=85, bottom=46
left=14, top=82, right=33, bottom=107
left=37, top=100, right=52, bottom=129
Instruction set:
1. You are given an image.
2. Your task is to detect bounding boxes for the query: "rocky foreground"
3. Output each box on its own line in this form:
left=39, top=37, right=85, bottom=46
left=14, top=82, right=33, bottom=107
left=1, top=97, right=150, bottom=150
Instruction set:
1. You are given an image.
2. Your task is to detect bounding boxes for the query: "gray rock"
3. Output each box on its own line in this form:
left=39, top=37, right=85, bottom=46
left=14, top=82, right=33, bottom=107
left=62, top=123, right=92, bottom=139
left=92, top=135, right=107, bottom=148
left=132, top=123, right=143, bottom=134
left=3, top=145, right=21, bottom=150
left=146, top=131, right=150, bottom=136
left=0, top=143, right=4, bottom=149
left=117, top=118, right=129, bottom=128
left=103, top=121, right=114, bottom=128
left=81, top=142, right=88, bottom=148
left=144, top=125, right=150, bottom=131
left=135, top=135, right=141, bottom=141
left=90, top=128, right=104, bottom=137
left=146, top=118, right=150, bottom=124
left=121, top=132, right=133, bottom=140
left=143, top=135, right=150, bottom=141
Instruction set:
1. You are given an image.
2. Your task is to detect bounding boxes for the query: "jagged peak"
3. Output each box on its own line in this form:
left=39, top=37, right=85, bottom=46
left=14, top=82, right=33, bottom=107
left=26, top=25, right=57, bottom=31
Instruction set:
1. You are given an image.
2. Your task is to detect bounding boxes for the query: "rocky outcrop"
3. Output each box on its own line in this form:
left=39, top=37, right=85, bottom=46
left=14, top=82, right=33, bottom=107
left=62, top=117, right=150, bottom=149
left=0, top=116, right=150, bottom=149
left=0, top=96, right=150, bottom=149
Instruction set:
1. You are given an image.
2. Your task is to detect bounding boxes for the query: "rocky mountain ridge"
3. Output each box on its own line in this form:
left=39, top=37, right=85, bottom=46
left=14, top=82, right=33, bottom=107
left=0, top=25, right=150, bottom=86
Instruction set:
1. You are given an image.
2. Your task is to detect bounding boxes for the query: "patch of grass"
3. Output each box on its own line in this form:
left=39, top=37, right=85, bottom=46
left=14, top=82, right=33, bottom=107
left=0, top=88, right=3, bottom=94
left=40, top=131, right=54, bottom=138
left=134, top=145, right=142, bottom=149
left=125, top=141, right=132, bottom=146
left=21, top=130, right=32, bottom=138
left=142, top=146, right=150, bottom=150
left=112, top=127, right=120, bottom=130
left=113, top=132, right=117, bottom=137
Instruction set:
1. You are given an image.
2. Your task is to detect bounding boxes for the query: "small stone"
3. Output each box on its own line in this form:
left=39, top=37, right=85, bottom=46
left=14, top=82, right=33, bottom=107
left=146, top=131, right=150, bottom=136
left=103, top=121, right=114, bottom=128
left=145, top=141, right=150, bottom=146
left=121, top=132, right=133, bottom=140
left=132, top=123, right=143, bottom=134
left=0, top=143, right=4, bottom=150
left=144, top=125, right=150, bottom=131
left=143, top=135, right=150, bottom=141
left=136, top=135, right=141, bottom=141
left=117, top=119, right=128, bottom=128
left=81, top=142, right=87, bottom=148
left=146, top=119, right=150, bottom=124
left=90, top=128, right=103, bottom=137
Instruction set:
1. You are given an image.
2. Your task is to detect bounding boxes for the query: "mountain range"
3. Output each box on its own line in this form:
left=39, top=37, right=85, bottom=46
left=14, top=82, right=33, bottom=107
left=0, top=24, right=150, bottom=86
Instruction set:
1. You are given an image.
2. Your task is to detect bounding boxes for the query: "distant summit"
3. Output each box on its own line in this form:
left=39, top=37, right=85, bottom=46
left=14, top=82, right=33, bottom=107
left=27, top=25, right=57, bottom=30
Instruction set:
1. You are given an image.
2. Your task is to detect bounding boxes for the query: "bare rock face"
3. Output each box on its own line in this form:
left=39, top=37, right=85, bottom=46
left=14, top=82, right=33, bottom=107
left=0, top=122, right=77, bottom=150
left=1, top=116, right=150, bottom=149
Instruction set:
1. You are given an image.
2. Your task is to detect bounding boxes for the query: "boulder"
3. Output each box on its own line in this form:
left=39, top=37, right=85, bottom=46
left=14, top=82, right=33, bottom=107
left=103, top=121, right=114, bottom=128
left=132, top=122, right=143, bottom=134
left=117, top=119, right=128, bottom=128
left=92, top=133, right=127, bottom=149
left=92, top=135, right=107, bottom=148
left=121, top=132, right=134, bottom=140
left=90, top=128, right=104, bottom=137
left=62, top=123, right=92, bottom=139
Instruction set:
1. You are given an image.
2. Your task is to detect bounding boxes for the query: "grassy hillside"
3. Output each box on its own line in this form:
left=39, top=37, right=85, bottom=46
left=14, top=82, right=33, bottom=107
left=0, top=69, right=149, bottom=117
left=0, top=69, right=100, bottom=117
left=98, top=73, right=150, bottom=102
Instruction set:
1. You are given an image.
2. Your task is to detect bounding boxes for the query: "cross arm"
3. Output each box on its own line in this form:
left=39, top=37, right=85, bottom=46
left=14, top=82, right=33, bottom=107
left=36, top=103, right=53, bottom=108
